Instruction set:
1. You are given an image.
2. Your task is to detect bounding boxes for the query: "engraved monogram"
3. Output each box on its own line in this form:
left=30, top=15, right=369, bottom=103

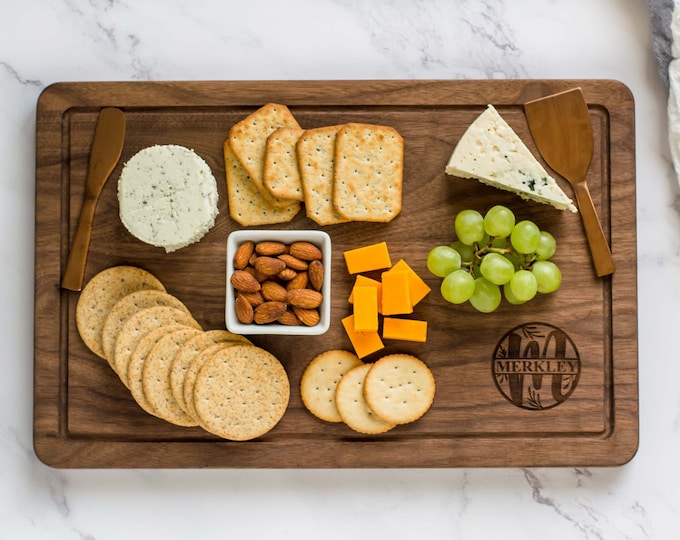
left=492, top=322, right=580, bottom=410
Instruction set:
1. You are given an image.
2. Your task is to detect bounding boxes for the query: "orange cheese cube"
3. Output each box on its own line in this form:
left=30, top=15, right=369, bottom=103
left=341, top=315, right=384, bottom=359
left=343, top=241, right=392, bottom=274
left=381, top=269, right=412, bottom=315
left=390, top=259, right=431, bottom=306
left=352, top=286, right=379, bottom=332
left=382, top=318, right=428, bottom=342
left=348, top=275, right=383, bottom=314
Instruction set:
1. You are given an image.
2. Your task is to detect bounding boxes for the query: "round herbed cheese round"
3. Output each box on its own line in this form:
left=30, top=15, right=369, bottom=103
left=118, top=144, right=219, bottom=252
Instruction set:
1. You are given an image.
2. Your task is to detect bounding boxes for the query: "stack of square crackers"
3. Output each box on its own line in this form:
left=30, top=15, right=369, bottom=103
left=224, top=103, right=404, bottom=227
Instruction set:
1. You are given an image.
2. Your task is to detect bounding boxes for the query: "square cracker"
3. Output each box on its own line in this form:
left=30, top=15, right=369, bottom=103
left=263, top=127, right=305, bottom=201
left=228, top=103, right=301, bottom=205
left=296, top=125, right=349, bottom=226
left=224, top=142, right=301, bottom=226
left=332, top=123, right=404, bottom=222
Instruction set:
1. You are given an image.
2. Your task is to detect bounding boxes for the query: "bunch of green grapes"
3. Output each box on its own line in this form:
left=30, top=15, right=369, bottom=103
left=426, top=205, right=562, bottom=313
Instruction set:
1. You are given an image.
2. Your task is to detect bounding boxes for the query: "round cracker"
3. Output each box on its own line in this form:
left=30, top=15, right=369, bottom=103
left=127, top=324, right=188, bottom=417
left=335, top=363, right=395, bottom=435
left=300, top=350, right=362, bottom=423
left=101, top=289, right=190, bottom=363
left=112, top=306, right=201, bottom=386
left=363, top=354, right=435, bottom=425
left=142, top=327, right=202, bottom=427
left=170, top=330, right=251, bottom=416
left=76, top=266, right=165, bottom=358
left=193, top=345, right=290, bottom=441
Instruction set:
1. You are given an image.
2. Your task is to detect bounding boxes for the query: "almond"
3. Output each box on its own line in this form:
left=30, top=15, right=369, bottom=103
left=254, top=301, right=287, bottom=324
left=261, top=281, right=289, bottom=302
left=277, top=253, right=308, bottom=271
left=289, top=241, right=322, bottom=261
left=293, top=306, right=320, bottom=327
left=308, top=260, right=324, bottom=291
left=255, top=241, right=287, bottom=256
left=277, top=268, right=297, bottom=281
left=286, top=271, right=309, bottom=291
left=287, top=288, right=323, bottom=309
left=235, top=294, right=254, bottom=324
left=240, top=291, right=264, bottom=307
left=277, top=310, right=301, bottom=326
left=231, top=270, right=261, bottom=293
left=254, top=256, right=287, bottom=276
left=233, top=241, right=254, bottom=270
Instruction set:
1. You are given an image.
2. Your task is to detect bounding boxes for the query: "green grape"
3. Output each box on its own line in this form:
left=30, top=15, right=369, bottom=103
left=491, top=236, right=508, bottom=249
left=503, top=282, right=526, bottom=305
left=454, top=209, right=485, bottom=246
left=483, top=205, right=515, bottom=238
left=469, top=277, right=501, bottom=313
left=509, top=269, right=538, bottom=302
left=440, top=269, right=475, bottom=304
left=479, top=253, right=514, bottom=285
left=510, top=220, right=541, bottom=254
left=427, top=245, right=461, bottom=278
left=532, top=260, right=562, bottom=293
left=535, top=231, right=557, bottom=260
left=450, top=240, right=475, bottom=263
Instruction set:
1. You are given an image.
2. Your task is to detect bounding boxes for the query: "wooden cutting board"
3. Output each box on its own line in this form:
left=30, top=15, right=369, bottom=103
left=34, top=80, right=638, bottom=468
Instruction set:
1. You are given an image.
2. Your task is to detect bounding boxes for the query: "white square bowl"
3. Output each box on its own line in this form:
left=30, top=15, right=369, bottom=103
left=225, top=229, right=331, bottom=335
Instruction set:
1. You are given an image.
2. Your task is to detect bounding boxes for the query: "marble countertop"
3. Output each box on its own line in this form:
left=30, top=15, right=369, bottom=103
left=1, top=0, right=675, bottom=538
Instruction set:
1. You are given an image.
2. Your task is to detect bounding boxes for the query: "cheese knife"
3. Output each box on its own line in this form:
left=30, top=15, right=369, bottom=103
left=61, top=107, right=126, bottom=291
left=524, top=88, right=615, bottom=277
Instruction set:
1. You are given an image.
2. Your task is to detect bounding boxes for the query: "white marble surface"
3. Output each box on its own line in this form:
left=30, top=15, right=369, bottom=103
left=1, top=0, right=675, bottom=538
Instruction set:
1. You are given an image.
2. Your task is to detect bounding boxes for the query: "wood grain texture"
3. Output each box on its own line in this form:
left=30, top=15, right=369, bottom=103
left=34, top=80, right=638, bottom=468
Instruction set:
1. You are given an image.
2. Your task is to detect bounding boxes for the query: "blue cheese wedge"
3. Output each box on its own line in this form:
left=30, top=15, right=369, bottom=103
left=118, top=145, right=219, bottom=252
left=445, top=105, right=577, bottom=213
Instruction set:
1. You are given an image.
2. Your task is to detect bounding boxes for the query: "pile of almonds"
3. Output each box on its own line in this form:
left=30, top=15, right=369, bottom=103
left=231, top=240, right=325, bottom=326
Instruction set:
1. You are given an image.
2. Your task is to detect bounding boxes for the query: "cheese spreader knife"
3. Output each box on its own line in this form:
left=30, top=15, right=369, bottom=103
left=61, top=107, right=126, bottom=291
left=524, top=88, right=615, bottom=277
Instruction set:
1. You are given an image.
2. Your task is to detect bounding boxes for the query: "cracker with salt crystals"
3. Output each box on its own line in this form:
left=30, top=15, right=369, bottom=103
left=296, top=125, right=349, bottom=226
left=363, top=354, right=435, bottom=425
left=227, top=103, right=301, bottom=203
left=224, top=143, right=301, bottom=226
left=332, top=123, right=404, bottom=222
left=335, top=363, right=395, bottom=435
left=300, top=349, right=363, bottom=423
left=263, top=127, right=305, bottom=201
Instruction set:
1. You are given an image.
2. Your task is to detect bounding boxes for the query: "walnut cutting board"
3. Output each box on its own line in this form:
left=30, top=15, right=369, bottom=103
left=34, top=80, right=638, bottom=468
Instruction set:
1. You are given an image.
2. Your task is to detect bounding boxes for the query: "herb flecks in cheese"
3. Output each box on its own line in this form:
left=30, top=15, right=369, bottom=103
left=118, top=145, right=219, bottom=252
left=445, top=105, right=578, bottom=213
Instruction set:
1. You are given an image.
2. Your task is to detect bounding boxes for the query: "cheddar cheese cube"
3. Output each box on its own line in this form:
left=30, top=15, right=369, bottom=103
left=348, top=275, right=383, bottom=314
left=341, top=315, right=384, bottom=358
left=382, top=317, right=428, bottom=342
left=381, top=269, right=412, bottom=315
left=343, top=241, right=392, bottom=274
left=353, top=286, right=379, bottom=332
left=390, top=259, right=431, bottom=306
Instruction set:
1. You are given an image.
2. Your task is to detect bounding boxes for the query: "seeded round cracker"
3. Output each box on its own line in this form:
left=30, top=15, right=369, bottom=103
left=193, top=344, right=290, bottom=441
left=101, top=289, right=191, bottom=363
left=112, top=305, right=201, bottom=386
left=363, top=354, right=435, bottom=425
left=332, top=123, right=404, bottom=222
left=142, top=326, right=202, bottom=427
left=300, top=350, right=363, bottom=423
left=126, top=324, right=188, bottom=417
left=76, top=266, right=165, bottom=359
left=335, top=363, right=395, bottom=435
left=182, top=342, right=237, bottom=421
left=170, top=330, right=251, bottom=416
